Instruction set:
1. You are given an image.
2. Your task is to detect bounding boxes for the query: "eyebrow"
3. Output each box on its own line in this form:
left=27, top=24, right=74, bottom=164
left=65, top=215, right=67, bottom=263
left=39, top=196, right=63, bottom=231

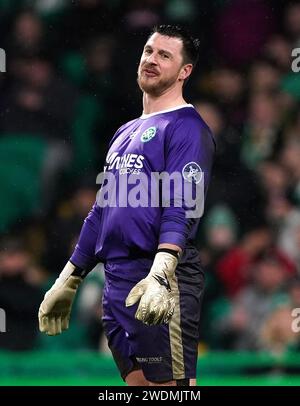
left=144, top=45, right=173, bottom=57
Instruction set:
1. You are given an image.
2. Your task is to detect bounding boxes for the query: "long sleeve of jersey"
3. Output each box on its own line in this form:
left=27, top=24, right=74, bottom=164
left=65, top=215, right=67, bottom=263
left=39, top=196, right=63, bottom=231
left=159, top=116, right=215, bottom=249
left=69, top=106, right=215, bottom=272
left=70, top=202, right=102, bottom=270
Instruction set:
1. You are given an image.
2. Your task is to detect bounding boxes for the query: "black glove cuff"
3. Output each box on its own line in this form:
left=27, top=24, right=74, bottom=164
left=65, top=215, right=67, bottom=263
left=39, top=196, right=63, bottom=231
left=157, top=248, right=180, bottom=260
left=69, top=261, right=90, bottom=279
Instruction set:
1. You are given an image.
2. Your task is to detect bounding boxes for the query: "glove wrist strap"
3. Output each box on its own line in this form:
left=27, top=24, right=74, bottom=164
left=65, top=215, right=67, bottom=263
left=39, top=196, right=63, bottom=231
left=69, top=261, right=89, bottom=279
left=149, top=250, right=179, bottom=280
left=156, top=248, right=180, bottom=260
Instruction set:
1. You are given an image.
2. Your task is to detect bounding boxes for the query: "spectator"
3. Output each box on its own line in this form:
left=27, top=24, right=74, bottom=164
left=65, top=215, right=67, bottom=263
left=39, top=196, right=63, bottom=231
left=261, top=276, right=300, bottom=353
left=0, top=237, right=44, bottom=351
left=216, top=254, right=291, bottom=350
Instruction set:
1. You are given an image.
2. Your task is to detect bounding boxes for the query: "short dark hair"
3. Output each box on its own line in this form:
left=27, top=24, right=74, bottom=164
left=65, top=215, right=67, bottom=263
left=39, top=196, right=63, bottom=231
left=150, top=24, right=200, bottom=67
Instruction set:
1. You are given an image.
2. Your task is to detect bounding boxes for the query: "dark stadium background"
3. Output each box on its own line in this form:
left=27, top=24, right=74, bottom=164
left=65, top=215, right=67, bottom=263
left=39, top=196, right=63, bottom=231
left=0, top=0, right=300, bottom=386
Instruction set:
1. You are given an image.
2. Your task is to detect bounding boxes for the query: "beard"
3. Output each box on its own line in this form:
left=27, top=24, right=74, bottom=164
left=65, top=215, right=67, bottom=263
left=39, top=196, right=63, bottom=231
left=137, top=69, right=179, bottom=96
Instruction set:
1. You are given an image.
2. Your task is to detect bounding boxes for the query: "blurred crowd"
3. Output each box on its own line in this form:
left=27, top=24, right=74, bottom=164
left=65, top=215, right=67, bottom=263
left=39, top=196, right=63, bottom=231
left=0, top=0, right=300, bottom=355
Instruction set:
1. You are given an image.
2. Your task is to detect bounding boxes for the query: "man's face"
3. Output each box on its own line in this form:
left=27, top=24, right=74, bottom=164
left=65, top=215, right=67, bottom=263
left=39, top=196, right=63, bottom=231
left=137, top=33, right=187, bottom=96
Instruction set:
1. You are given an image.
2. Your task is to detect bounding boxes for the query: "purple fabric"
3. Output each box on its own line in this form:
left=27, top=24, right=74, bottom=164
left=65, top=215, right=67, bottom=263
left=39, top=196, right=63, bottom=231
left=71, top=106, right=215, bottom=271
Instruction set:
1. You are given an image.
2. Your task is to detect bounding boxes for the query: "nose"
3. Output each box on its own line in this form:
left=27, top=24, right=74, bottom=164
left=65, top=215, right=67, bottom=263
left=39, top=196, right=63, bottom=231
left=146, top=52, right=158, bottom=65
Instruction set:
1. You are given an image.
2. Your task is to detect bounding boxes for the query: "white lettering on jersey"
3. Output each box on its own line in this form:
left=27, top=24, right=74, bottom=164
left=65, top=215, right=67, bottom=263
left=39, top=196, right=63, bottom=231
left=106, top=152, right=145, bottom=174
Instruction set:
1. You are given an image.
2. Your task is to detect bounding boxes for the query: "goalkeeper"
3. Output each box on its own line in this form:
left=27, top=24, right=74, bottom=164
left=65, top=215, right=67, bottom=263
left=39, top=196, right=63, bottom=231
left=38, top=25, right=215, bottom=386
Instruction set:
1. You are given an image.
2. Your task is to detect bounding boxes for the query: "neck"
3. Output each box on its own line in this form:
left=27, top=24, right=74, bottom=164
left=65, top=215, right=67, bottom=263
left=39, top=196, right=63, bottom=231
left=142, top=85, right=187, bottom=114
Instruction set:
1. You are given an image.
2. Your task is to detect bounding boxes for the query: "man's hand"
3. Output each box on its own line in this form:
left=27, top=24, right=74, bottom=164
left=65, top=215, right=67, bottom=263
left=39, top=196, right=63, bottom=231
left=38, top=262, right=83, bottom=335
left=125, top=251, right=178, bottom=325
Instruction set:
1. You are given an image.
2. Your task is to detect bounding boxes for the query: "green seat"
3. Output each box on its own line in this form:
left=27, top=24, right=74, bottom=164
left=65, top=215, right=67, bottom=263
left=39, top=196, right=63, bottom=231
left=71, top=95, right=101, bottom=173
left=0, top=163, right=39, bottom=231
left=0, top=134, right=47, bottom=231
left=0, top=134, right=46, bottom=174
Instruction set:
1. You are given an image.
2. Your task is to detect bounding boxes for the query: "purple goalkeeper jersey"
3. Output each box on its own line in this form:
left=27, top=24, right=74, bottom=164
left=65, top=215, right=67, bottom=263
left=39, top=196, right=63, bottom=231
left=71, top=105, right=215, bottom=280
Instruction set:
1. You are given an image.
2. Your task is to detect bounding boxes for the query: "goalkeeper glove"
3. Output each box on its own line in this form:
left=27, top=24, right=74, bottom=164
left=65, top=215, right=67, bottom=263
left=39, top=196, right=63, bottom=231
left=125, top=249, right=179, bottom=326
left=38, top=261, right=86, bottom=336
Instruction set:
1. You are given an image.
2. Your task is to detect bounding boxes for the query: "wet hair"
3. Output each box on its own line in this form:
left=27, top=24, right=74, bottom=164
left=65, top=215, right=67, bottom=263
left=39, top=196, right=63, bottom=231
left=150, top=24, right=200, bottom=67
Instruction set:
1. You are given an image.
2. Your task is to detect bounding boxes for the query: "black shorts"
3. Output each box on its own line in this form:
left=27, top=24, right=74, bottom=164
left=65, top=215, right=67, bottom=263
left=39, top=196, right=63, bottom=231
left=102, top=247, right=205, bottom=382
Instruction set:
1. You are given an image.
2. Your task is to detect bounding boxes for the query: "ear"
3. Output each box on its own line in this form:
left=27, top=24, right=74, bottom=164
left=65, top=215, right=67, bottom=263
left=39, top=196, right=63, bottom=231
left=178, top=64, right=193, bottom=81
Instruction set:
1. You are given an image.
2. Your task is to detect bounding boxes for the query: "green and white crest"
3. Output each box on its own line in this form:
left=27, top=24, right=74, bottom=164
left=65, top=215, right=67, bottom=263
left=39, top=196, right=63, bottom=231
left=141, top=126, right=156, bottom=143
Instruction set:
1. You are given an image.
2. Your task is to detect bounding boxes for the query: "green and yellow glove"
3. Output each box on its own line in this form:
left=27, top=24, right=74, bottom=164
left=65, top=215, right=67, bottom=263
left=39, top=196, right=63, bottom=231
left=38, top=261, right=86, bottom=336
left=125, top=250, right=179, bottom=326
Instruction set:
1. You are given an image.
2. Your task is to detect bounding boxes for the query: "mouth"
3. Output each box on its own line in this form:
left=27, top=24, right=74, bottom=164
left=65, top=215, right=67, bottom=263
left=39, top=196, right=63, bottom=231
left=142, top=68, right=159, bottom=77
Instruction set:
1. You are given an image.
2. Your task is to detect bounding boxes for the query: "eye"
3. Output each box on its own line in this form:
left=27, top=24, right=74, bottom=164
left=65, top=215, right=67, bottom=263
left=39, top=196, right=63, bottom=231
left=162, top=53, right=170, bottom=59
left=144, top=49, right=152, bottom=55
